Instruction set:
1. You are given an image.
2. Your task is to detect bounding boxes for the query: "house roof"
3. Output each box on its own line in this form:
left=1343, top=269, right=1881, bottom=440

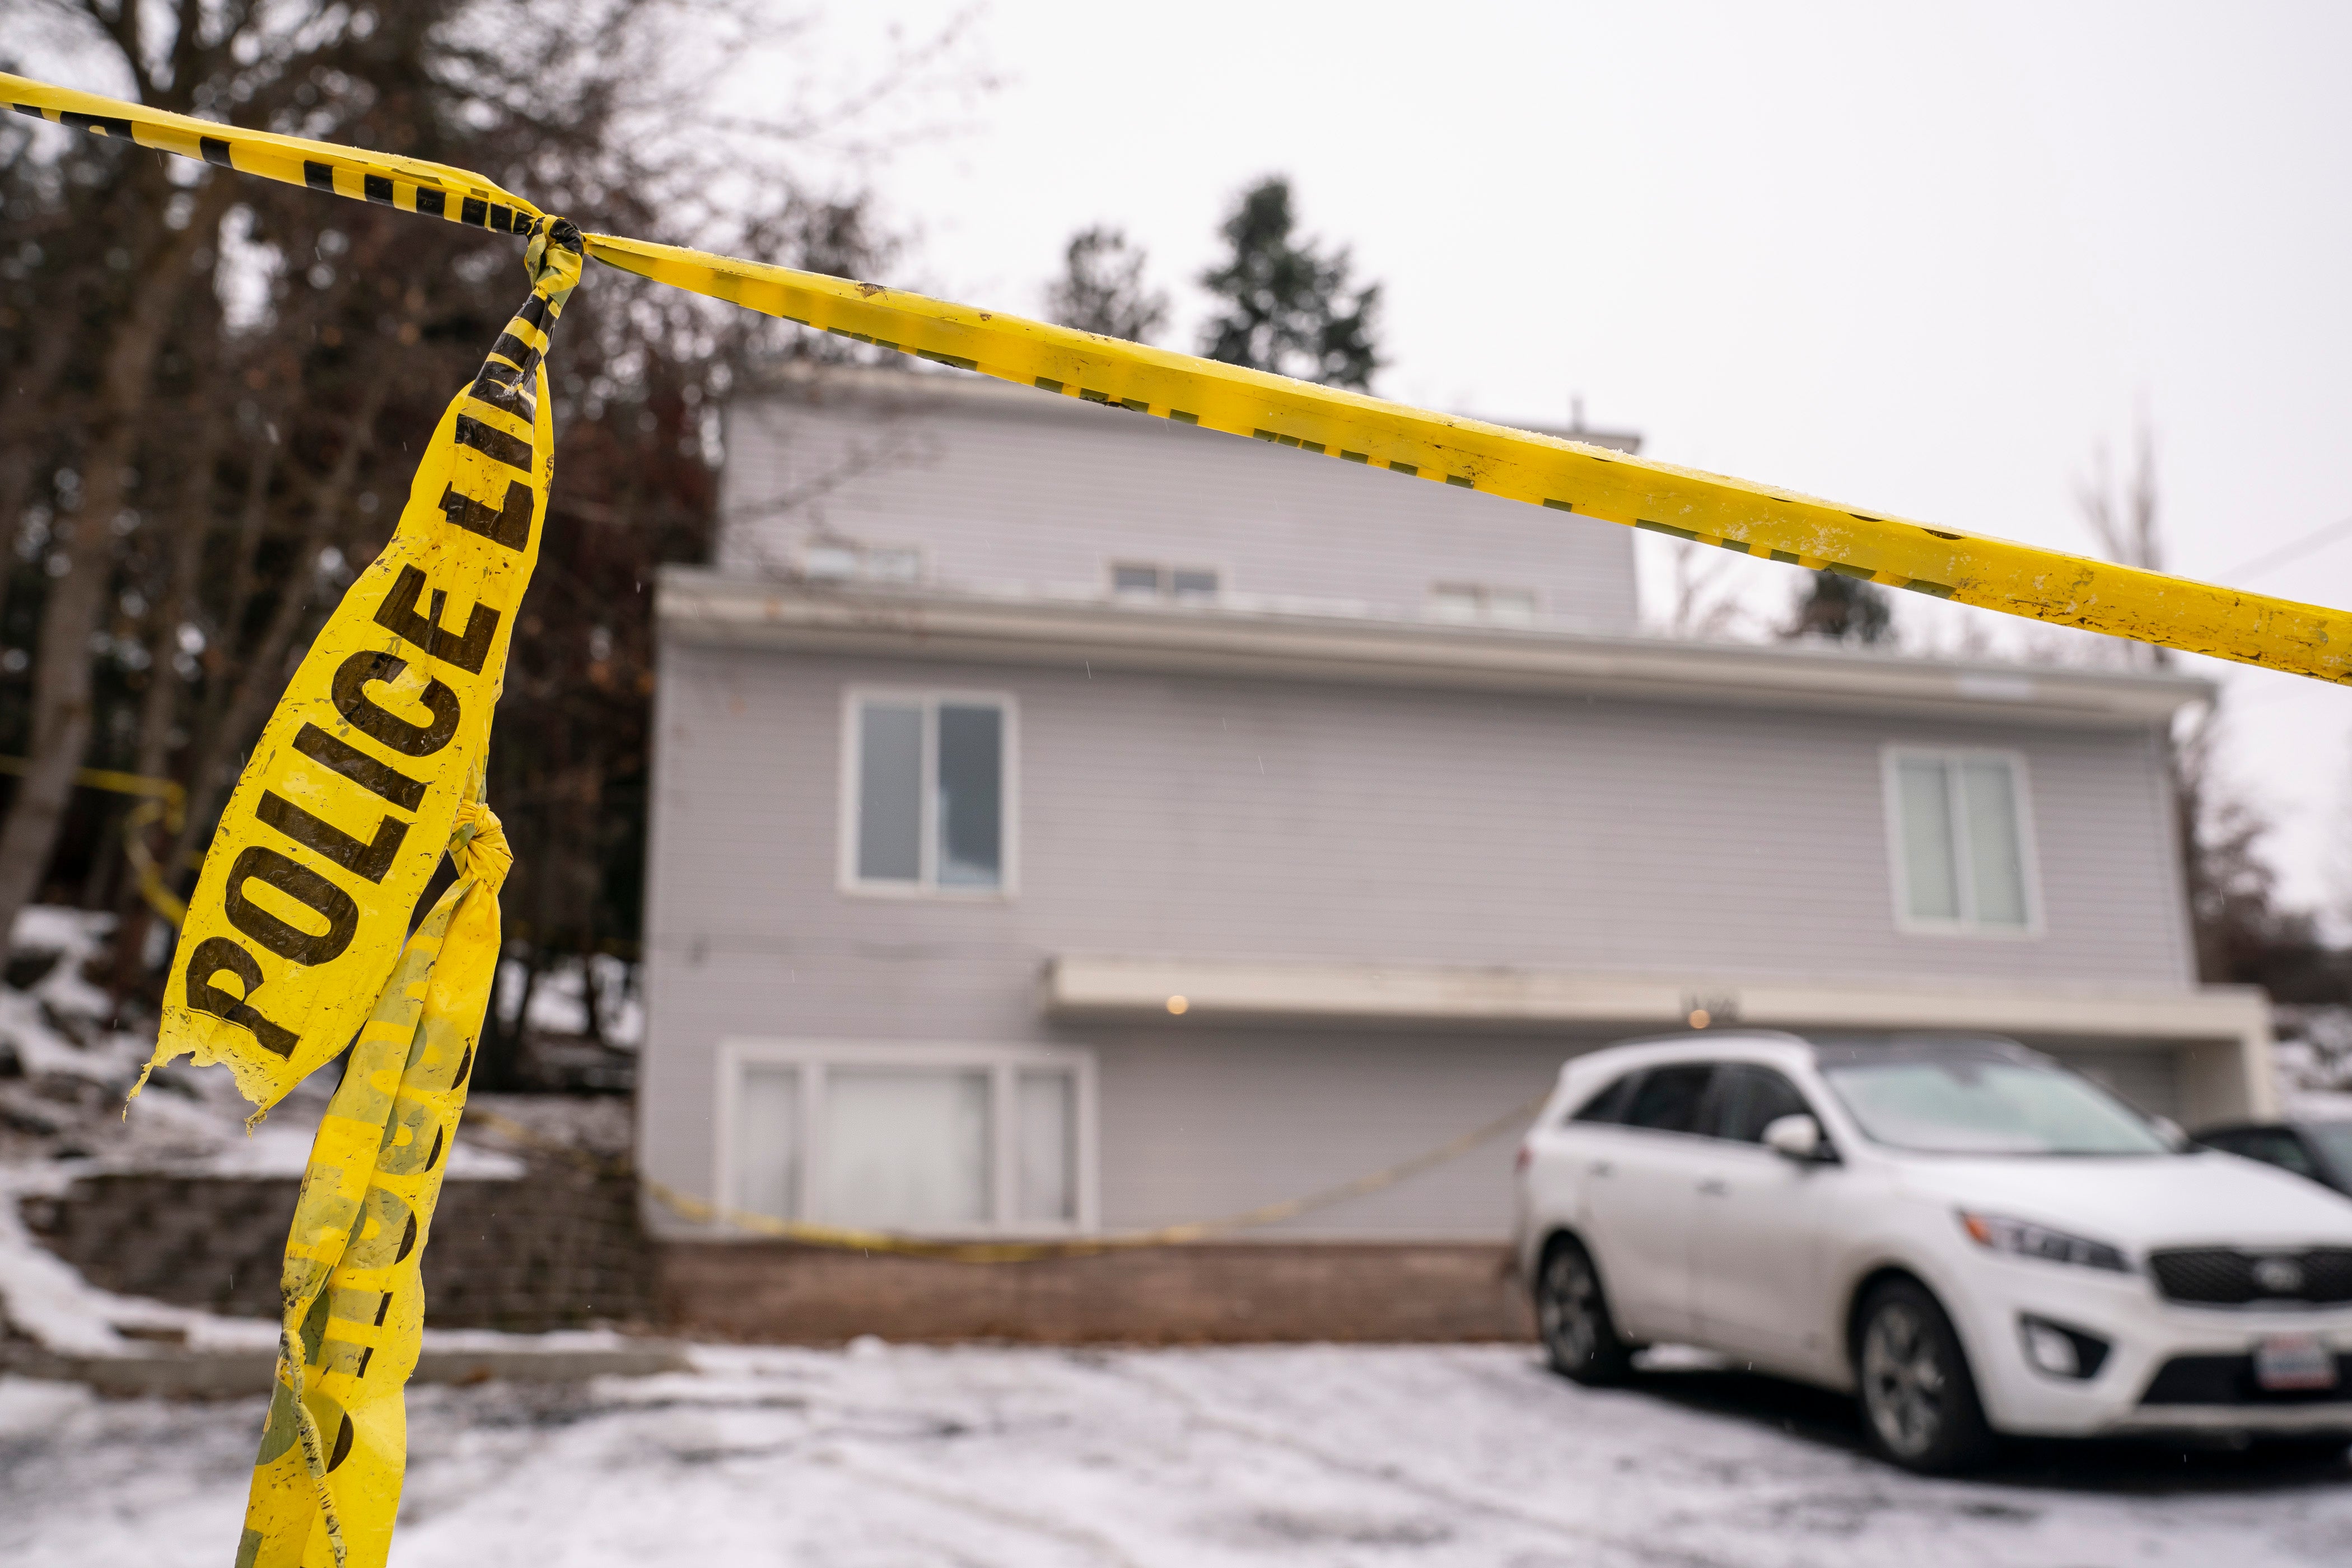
left=734, top=360, right=1646, bottom=453
left=657, top=567, right=2212, bottom=726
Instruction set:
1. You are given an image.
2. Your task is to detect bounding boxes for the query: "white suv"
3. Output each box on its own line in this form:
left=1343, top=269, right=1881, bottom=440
left=1513, top=1032, right=2352, bottom=1472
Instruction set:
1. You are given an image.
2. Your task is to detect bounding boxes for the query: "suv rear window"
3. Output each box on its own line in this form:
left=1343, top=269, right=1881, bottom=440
left=1621, top=1064, right=1715, bottom=1134
left=1568, top=1072, right=1639, bottom=1124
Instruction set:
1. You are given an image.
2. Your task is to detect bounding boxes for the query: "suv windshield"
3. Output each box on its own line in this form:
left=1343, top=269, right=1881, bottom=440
left=1822, top=1057, right=2171, bottom=1155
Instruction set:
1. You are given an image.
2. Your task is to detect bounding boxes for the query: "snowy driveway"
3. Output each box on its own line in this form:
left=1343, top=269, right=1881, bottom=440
left=7, top=1342, right=2350, bottom=1567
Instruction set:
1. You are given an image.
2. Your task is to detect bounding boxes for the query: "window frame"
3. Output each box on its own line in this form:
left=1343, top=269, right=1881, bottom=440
left=838, top=686, right=1020, bottom=899
left=713, top=1038, right=1099, bottom=1238
left=1880, top=745, right=2044, bottom=939
left=1426, top=581, right=1542, bottom=626
left=805, top=538, right=928, bottom=584
left=1106, top=558, right=1225, bottom=602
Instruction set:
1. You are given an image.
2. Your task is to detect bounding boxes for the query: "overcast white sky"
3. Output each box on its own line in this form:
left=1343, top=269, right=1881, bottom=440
left=769, top=4, right=2352, bottom=907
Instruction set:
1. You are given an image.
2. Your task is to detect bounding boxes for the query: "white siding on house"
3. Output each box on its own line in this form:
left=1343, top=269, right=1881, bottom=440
left=648, top=645, right=2192, bottom=986
left=640, top=640, right=2199, bottom=1238
left=717, top=374, right=1641, bottom=633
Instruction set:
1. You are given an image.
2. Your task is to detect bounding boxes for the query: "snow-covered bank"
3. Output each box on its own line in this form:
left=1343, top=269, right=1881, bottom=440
left=4, top=1343, right=2348, bottom=1567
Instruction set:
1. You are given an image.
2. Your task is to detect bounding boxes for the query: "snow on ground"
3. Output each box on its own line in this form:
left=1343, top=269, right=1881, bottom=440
left=5, top=1343, right=2349, bottom=1567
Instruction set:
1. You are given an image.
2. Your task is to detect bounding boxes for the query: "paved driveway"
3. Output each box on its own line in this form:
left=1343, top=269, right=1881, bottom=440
left=6, top=1343, right=2349, bottom=1566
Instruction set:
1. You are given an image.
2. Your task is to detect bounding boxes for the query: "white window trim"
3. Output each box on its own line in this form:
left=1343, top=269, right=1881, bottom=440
left=713, top=1038, right=1100, bottom=1238
left=1880, top=745, right=2045, bottom=939
left=804, top=538, right=928, bottom=583
left=838, top=685, right=1020, bottom=899
left=1426, top=581, right=1543, bottom=621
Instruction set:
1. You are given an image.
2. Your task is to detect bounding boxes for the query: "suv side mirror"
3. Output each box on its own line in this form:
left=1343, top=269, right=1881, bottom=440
left=1762, top=1113, right=1827, bottom=1163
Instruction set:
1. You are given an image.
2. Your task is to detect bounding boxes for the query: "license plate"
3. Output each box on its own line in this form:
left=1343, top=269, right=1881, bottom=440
left=2254, top=1333, right=2337, bottom=1392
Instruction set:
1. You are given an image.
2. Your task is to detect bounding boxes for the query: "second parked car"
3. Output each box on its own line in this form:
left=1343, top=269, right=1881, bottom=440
left=1515, top=1032, right=2352, bottom=1472
left=2197, top=1118, right=2352, bottom=1198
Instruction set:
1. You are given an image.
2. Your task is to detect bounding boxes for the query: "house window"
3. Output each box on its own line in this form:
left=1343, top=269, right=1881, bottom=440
left=845, top=692, right=1014, bottom=893
left=1885, top=749, right=2036, bottom=932
left=724, top=1043, right=1094, bottom=1234
left=1428, top=582, right=1538, bottom=626
left=1110, top=561, right=1220, bottom=600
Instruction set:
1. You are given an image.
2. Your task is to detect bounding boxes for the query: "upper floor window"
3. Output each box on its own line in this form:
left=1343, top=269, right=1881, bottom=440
left=1111, top=561, right=1220, bottom=601
left=1428, top=582, right=1538, bottom=627
left=843, top=691, right=1014, bottom=894
left=1884, top=748, right=2037, bottom=934
left=808, top=540, right=922, bottom=583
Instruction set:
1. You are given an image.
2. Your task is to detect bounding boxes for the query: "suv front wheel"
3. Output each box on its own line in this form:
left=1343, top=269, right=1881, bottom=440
left=1536, top=1236, right=1635, bottom=1386
left=1854, top=1278, right=1995, bottom=1474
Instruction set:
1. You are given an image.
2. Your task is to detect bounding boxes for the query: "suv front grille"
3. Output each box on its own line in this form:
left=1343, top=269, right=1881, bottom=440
left=2148, top=1248, right=2352, bottom=1306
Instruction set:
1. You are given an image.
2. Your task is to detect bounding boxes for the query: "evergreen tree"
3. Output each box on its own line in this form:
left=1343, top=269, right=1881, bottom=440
left=1784, top=570, right=1894, bottom=645
left=1047, top=226, right=1168, bottom=343
left=1198, top=178, right=1381, bottom=390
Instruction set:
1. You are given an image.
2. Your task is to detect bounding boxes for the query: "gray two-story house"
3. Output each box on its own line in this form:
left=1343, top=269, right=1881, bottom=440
left=636, top=365, right=2267, bottom=1342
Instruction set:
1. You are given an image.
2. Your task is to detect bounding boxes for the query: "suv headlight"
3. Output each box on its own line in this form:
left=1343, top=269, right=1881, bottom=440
left=1958, top=1211, right=2130, bottom=1272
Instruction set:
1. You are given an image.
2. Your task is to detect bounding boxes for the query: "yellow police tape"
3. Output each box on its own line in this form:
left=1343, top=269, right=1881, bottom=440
left=238, top=804, right=508, bottom=1568
left=2, top=60, right=2341, bottom=1568
left=0, top=755, right=189, bottom=923
left=151, top=222, right=571, bottom=1567
left=10, top=68, right=2347, bottom=683
left=470, top=1091, right=1547, bottom=1265
left=134, top=225, right=579, bottom=1115
left=69, top=206, right=576, bottom=1568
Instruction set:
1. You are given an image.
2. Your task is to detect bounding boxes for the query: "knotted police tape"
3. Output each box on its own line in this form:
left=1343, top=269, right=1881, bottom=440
left=8, top=68, right=2352, bottom=685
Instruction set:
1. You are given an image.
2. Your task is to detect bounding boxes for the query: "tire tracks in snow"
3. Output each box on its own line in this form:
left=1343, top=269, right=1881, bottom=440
left=1099, top=1356, right=1745, bottom=1568
left=807, top=1445, right=1147, bottom=1568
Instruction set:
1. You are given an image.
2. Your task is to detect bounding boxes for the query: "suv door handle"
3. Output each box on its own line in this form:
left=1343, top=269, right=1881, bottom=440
left=1588, top=1159, right=1614, bottom=1177
left=1696, top=1177, right=1729, bottom=1196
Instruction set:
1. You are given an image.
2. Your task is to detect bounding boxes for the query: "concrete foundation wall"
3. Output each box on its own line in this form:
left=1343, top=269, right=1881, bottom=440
left=22, top=1157, right=655, bottom=1331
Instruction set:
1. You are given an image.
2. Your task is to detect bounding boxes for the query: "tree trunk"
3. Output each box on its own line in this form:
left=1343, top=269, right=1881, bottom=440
left=157, top=376, right=389, bottom=895
left=108, top=401, right=222, bottom=996
left=0, top=178, right=230, bottom=950
left=0, top=302, right=85, bottom=642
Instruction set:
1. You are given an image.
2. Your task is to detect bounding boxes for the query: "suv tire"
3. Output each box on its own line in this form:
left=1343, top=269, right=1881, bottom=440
left=1536, top=1236, right=1635, bottom=1387
left=1854, top=1277, right=1996, bottom=1474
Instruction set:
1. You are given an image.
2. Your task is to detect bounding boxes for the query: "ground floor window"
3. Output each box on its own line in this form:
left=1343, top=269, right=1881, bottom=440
left=720, top=1041, right=1095, bottom=1234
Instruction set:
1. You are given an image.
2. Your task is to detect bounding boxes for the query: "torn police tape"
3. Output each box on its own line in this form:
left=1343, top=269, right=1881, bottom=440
left=240, top=803, right=510, bottom=1568
left=207, top=216, right=573, bottom=1564
left=144, top=226, right=577, bottom=1113
left=123, top=215, right=573, bottom=1567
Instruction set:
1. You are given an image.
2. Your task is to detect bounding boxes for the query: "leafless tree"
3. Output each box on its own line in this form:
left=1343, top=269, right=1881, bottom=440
left=1, top=3, right=972, bottom=1084
left=2076, top=419, right=2167, bottom=668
